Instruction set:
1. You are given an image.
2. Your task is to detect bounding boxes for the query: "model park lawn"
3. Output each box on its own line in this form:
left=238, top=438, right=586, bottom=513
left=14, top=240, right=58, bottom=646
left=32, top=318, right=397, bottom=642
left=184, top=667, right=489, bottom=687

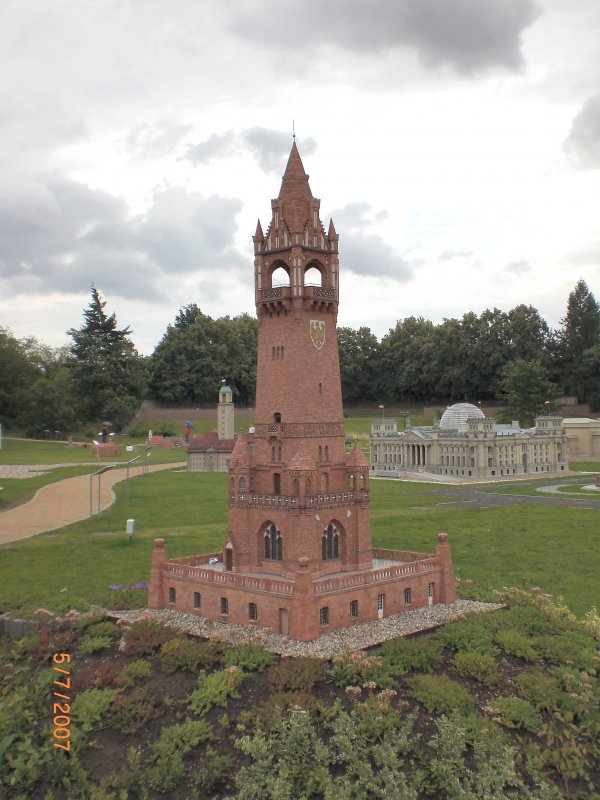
left=1, top=434, right=600, bottom=799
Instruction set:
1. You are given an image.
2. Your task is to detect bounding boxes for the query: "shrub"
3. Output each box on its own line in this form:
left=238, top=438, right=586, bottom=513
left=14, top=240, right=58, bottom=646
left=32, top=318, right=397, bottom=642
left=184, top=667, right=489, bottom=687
left=85, top=621, right=118, bottom=639
left=328, top=651, right=385, bottom=688
left=434, top=619, right=499, bottom=656
left=492, top=696, right=541, bottom=733
left=196, top=641, right=227, bottom=669
left=73, top=687, right=116, bottom=732
left=223, top=643, right=275, bottom=672
left=77, top=660, right=121, bottom=690
left=195, top=750, right=235, bottom=794
left=149, top=719, right=215, bottom=793
left=582, top=606, right=600, bottom=641
left=379, top=636, right=443, bottom=675
left=187, top=668, right=245, bottom=716
left=453, top=652, right=499, bottom=687
left=121, top=617, right=180, bottom=656
left=77, top=635, right=113, bottom=654
left=109, top=685, right=163, bottom=734
left=117, top=658, right=152, bottom=688
left=158, top=637, right=206, bottom=673
left=534, top=632, right=596, bottom=669
left=495, top=629, right=538, bottom=662
left=268, top=656, right=327, bottom=693
left=515, top=670, right=561, bottom=712
left=407, top=674, right=474, bottom=715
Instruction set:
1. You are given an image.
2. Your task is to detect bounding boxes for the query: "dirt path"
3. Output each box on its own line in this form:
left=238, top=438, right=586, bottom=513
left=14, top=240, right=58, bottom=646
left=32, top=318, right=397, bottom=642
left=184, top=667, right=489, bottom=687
left=0, top=462, right=186, bottom=544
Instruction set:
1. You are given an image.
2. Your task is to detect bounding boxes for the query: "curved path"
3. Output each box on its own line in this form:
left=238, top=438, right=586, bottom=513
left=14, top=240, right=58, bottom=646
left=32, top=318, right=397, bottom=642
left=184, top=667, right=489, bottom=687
left=417, top=482, right=600, bottom=510
left=0, top=462, right=186, bottom=545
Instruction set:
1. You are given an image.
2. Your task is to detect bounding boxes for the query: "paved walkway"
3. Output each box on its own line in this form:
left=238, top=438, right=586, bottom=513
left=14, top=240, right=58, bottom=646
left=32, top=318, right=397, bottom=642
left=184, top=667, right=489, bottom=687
left=417, top=481, right=600, bottom=510
left=0, top=463, right=186, bottom=545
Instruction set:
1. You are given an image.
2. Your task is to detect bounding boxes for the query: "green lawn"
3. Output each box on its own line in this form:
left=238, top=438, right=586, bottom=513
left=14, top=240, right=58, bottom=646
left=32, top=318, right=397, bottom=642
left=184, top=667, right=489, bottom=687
left=1, top=469, right=599, bottom=619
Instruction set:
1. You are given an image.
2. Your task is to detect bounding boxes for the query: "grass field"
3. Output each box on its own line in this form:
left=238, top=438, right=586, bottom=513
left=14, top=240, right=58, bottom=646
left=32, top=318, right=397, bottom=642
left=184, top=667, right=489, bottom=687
left=1, top=464, right=599, bottom=618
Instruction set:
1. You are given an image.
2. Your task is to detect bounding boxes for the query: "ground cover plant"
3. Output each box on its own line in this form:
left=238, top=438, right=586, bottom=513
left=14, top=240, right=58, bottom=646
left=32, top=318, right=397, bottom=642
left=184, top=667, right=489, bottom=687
left=1, top=589, right=599, bottom=798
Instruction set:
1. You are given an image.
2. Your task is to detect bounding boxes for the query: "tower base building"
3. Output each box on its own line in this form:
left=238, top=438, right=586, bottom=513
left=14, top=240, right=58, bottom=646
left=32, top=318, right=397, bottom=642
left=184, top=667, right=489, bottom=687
left=149, top=144, right=455, bottom=641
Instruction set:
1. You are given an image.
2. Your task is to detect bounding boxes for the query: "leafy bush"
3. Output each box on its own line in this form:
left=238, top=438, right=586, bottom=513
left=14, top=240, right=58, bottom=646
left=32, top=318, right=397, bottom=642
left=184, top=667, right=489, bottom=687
left=582, top=606, right=600, bottom=641
left=328, top=651, right=385, bottom=688
left=407, top=674, right=474, bottom=715
left=534, top=632, right=596, bottom=669
left=148, top=719, right=214, bottom=793
left=453, top=652, right=499, bottom=687
left=268, top=656, right=327, bottom=692
left=434, top=619, right=499, bottom=656
left=85, top=620, right=118, bottom=638
left=77, top=660, right=121, bottom=690
left=196, top=641, right=227, bottom=669
left=77, top=634, right=113, bottom=654
left=379, top=636, right=443, bottom=675
left=109, top=685, right=163, bottom=734
left=121, top=617, right=180, bottom=656
left=158, top=637, right=206, bottom=673
left=235, top=706, right=332, bottom=799
left=492, top=696, right=542, bottom=733
left=515, top=670, right=561, bottom=712
left=117, top=658, right=152, bottom=688
left=187, top=668, right=245, bottom=716
left=73, top=687, right=116, bottom=732
left=195, top=750, right=235, bottom=794
left=223, top=643, right=275, bottom=672
left=495, top=628, right=538, bottom=662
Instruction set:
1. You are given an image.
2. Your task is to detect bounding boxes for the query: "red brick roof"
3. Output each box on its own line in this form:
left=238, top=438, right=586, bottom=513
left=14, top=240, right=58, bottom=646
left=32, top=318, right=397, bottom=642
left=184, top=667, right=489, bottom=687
left=288, top=443, right=316, bottom=472
left=346, top=444, right=369, bottom=468
left=187, top=432, right=236, bottom=454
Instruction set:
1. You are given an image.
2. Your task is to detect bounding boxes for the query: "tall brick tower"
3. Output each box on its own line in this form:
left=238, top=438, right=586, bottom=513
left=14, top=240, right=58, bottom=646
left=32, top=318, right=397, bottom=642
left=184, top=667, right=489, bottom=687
left=149, top=142, right=455, bottom=642
left=226, top=142, right=373, bottom=585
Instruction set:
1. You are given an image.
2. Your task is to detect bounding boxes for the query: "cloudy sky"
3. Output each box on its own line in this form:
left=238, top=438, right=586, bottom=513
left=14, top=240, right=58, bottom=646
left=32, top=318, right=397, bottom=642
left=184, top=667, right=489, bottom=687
left=1, top=0, right=599, bottom=354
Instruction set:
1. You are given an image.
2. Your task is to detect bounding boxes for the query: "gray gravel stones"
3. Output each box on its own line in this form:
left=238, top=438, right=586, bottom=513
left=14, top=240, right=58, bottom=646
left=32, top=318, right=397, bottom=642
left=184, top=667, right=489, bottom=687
left=111, top=599, right=505, bottom=659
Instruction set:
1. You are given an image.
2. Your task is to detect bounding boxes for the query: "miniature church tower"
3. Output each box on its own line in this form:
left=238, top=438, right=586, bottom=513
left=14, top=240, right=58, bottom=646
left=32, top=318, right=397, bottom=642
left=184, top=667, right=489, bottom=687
left=149, top=142, right=455, bottom=641
left=217, top=382, right=234, bottom=441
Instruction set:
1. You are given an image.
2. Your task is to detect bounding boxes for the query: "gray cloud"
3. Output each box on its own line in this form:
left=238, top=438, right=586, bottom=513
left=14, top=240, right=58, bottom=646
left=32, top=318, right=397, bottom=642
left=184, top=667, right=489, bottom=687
left=564, top=93, right=600, bottom=169
left=439, top=250, right=474, bottom=261
left=184, top=128, right=317, bottom=173
left=330, top=202, right=414, bottom=280
left=505, top=259, right=532, bottom=275
left=126, top=118, right=195, bottom=159
left=0, top=177, right=244, bottom=301
left=229, top=0, right=539, bottom=74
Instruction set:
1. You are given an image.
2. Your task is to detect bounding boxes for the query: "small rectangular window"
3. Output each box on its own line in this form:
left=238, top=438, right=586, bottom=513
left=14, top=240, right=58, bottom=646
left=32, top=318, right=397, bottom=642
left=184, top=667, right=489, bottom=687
left=249, top=603, right=258, bottom=621
left=220, top=597, right=228, bottom=615
left=428, top=582, right=434, bottom=599
left=319, top=607, right=329, bottom=626
left=194, top=592, right=201, bottom=609
left=377, top=594, right=384, bottom=611
left=168, top=587, right=176, bottom=604
left=349, top=600, right=358, bottom=618
left=404, top=588, right=412, bottom=605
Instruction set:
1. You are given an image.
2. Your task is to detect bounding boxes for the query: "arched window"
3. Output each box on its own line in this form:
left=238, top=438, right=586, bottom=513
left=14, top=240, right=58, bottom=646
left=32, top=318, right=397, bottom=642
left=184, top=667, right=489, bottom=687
left=322, top=523, right=339, bottom=560
left=304, top=265, right=323, bottom=286
left=264, top=523, right=283, bottom=561
left=271, top=265, right=290, bottom=286
left=239, top=477, right=246, bottom=492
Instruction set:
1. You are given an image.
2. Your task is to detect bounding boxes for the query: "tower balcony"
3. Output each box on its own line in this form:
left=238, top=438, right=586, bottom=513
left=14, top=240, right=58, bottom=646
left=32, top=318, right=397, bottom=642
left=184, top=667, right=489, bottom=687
left=228, top=489, right=369, bottom=508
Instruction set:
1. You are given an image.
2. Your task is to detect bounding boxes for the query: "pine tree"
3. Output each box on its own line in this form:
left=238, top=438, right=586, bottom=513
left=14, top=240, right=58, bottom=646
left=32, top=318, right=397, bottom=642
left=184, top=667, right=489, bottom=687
left=557, top=279, right=600, bottom=399
left=67, top=287, right=147, bottom=428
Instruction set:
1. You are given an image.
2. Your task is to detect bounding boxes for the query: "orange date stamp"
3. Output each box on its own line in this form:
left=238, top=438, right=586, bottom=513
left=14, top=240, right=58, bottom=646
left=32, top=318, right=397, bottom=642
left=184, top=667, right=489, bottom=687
left=52, top=653, right=72, bottom=751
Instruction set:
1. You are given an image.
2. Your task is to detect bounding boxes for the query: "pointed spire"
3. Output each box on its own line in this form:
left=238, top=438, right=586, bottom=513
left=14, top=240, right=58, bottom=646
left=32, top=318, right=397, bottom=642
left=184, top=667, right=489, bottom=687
left=253, top=219, right=264, bottom=242
left=328, top=218, right=337, bottom=239
left=346, top=444, right=369, bottom=468
left=278, top=142, right=313, bottom=234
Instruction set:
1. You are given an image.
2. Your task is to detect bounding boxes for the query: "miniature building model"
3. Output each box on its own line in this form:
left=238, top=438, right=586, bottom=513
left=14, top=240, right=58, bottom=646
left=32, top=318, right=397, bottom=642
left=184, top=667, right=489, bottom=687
left=187, top=383, right=236, bottom=472
left=371, top=402, right=567, bottom=478
left=149, top=143, right=455, bottom=641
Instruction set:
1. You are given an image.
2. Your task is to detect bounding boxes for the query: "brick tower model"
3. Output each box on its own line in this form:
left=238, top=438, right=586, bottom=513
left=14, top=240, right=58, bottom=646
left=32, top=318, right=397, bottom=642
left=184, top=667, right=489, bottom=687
left=149, top=142, right=456, bottom=641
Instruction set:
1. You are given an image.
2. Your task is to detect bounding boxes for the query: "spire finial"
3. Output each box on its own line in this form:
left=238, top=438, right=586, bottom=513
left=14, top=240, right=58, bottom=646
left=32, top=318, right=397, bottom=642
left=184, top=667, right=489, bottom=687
left=292, top=119, right=295, bottom=142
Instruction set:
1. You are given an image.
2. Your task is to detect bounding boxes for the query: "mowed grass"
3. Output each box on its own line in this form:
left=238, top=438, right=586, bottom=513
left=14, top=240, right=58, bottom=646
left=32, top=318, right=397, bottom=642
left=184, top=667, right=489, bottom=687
left=1, top=469, right=599, bottom=618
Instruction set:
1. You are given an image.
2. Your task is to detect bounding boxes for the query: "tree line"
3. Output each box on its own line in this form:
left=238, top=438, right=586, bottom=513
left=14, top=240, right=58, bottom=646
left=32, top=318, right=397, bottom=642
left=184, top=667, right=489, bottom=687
left=1, top=281, right=599, bottom=436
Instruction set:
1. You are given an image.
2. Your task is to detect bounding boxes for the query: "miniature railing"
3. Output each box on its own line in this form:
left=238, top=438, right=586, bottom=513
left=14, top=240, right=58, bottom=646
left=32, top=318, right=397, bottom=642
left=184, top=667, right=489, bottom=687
left=163, top=562, right=294, bottom=595
left=253, top=422, right=344, bottom=439
left=313, top=556, right=440, bottom=596
left=229, top=490, right=369, bottom=507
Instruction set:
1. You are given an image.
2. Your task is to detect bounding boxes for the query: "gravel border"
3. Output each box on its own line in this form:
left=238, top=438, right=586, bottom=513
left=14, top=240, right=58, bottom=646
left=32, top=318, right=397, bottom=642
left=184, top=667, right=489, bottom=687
left=109, top=599, right=505, bottom=659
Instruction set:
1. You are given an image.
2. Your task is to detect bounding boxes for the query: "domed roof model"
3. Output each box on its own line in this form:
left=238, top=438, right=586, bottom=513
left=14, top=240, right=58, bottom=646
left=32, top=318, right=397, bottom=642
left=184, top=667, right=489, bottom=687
left=439, top=402, right=485, bottom=432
